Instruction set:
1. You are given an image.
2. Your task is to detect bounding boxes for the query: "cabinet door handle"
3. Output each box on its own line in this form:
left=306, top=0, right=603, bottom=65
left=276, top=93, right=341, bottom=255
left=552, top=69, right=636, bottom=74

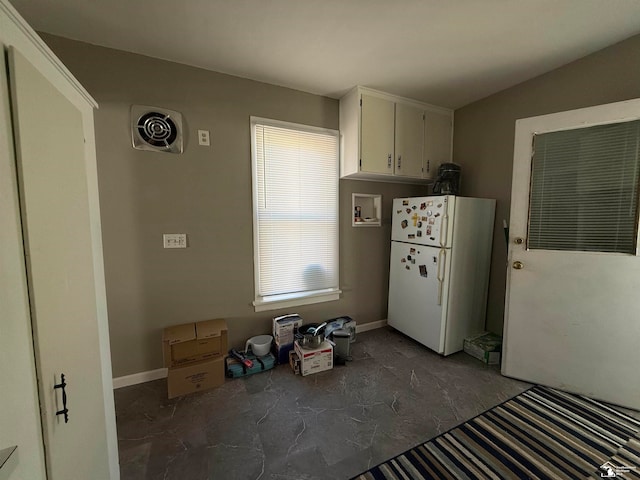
left=54, top=373, right=69, bottom=423
left=397, top=155, right=402, bottom=169
left=387, top=154, right=392, bottom=169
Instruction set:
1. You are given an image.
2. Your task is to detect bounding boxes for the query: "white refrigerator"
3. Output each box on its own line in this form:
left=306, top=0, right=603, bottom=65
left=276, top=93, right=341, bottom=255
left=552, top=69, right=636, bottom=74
left=388, top=195, right=496, bottom=355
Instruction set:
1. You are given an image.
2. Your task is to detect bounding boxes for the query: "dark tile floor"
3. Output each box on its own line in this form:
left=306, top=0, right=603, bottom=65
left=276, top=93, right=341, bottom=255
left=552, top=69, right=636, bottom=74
left=114, top=327, right=530, bottom=479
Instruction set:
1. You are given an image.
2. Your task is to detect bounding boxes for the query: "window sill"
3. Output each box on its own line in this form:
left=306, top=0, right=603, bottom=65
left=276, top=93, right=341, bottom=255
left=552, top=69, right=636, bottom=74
left=253, top=289, right=341, bottom=313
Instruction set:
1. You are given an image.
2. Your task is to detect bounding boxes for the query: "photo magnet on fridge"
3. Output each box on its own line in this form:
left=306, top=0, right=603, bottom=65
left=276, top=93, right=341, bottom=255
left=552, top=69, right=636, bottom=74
left=419, top=265, right=428, bottom=277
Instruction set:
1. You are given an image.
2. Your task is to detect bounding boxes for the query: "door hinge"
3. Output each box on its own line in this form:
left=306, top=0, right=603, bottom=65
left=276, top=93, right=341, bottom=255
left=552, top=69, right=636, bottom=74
left=359, top=158, right=362, bottom=168
left=359, top=98, right=362, bottom=107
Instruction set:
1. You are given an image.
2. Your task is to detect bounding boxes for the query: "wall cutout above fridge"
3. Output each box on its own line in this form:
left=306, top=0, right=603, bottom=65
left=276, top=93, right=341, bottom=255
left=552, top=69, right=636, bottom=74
left=387, top=195, right=495, bottom=355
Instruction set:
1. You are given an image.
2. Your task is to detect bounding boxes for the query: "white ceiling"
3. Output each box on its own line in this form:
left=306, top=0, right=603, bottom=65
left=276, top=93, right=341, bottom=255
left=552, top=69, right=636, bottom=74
left=10, top=0, right=640, bottom=109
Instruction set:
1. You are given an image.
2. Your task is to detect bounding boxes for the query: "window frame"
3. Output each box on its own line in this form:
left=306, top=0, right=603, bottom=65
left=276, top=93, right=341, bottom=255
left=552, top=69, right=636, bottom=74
left=250, top=116, right=341, bottom=312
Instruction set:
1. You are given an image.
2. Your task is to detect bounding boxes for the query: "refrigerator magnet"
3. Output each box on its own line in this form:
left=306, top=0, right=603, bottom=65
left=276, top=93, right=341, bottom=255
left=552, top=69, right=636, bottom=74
left=428, top=218, right=435, bottom=225
left=420, top=202, right=426, bottom=210
left=396, top=210, right=401, bottom=214
left=417, top=221, right=422, bottom=228
left=401, top=219, right=408, bottom=229
left=412, top=205, right=417, bottom=210
left=403, top=200, right=409, bottom=206
left=426, top=210, right=433, bottom=217
left=401, top=258, right=406, bottom=263
left=417, top=231, right=422, bottom=237
left=410, top=248, right=416, bottom=254
left=426, top=227, right=432, bottom=235
left=435, top=213, right=440, bottom=217
left=407, top=255, right=412, bottom=260
left=437, top=203, right=442, bottom=208
left=405, top=265, right=411, bottom=270
left=408, top=234, right=415, bottom=239
left=411, top=259, right=416, bottom=264
left=419, top=265, right=427, bottom=277
left=406, top=208, right=411, bottom=214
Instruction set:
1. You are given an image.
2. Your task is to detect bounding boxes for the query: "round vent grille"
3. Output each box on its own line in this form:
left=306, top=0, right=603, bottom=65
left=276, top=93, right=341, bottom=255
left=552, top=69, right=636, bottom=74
left=136, top=112, right=178, bottom=148
left=131, top=105, right=183, bottom=154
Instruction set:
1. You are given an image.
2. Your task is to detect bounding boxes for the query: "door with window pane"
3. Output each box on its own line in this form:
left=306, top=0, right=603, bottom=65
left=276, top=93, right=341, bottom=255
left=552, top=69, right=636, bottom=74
left=503, top=99, right=640, bottom=410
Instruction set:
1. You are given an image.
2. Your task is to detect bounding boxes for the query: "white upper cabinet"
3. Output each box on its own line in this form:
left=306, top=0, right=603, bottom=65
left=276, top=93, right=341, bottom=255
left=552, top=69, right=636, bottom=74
left=424, top=109, right=454, bottom=178
left=360, top=94, right=395, bottom=174
left=394, top=102, right=424, bottom=178
left=340, top=86, right=453, bottom=183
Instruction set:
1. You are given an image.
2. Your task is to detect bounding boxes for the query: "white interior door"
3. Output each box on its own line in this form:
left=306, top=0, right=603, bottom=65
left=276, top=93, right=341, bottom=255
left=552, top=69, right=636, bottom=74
left=8, top=47, right=111, bottom=479
left=503, top=98, right=640, bottom=410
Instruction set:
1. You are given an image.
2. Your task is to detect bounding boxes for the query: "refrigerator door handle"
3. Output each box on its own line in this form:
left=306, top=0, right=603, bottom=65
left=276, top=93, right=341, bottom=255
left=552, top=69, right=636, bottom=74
left=436, top=248, right=446, bottom=305
left=439, top=210, right=449, bottom=247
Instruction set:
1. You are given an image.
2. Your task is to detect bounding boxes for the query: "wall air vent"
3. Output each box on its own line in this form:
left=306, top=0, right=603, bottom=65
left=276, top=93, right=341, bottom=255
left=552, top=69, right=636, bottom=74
left=131, top=105, right=183, bottom=154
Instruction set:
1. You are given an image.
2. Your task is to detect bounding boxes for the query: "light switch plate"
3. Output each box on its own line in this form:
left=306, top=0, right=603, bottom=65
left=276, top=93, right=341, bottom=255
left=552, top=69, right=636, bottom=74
left=163, top=233, right=187, bottom=248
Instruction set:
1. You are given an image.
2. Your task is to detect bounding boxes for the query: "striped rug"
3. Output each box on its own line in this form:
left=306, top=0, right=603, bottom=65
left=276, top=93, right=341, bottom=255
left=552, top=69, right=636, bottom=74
left=351, top=386, right=640, bottom=479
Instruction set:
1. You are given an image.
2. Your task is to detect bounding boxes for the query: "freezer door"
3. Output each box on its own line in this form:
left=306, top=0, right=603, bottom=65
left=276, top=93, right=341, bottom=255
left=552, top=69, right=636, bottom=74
left=387, top=242, right=450, bottom=354
left=391, top=196, right=455, bottom=247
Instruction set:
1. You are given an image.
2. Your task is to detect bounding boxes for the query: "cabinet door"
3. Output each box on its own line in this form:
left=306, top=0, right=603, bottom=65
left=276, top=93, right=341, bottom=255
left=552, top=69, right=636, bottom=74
left=424, top=110, right=453, bottom=178
left=8, top=47, right=111, bottom=480
left=360, top=94, right=394, bottom=174
left=395, top=103, right=424, bottom=178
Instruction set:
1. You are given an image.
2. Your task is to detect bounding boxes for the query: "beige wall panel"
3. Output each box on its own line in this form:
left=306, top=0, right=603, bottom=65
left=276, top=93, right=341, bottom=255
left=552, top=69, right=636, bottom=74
left=42, top=34, right=423, bottom=377
left=453, top=33, right=640, bottom=334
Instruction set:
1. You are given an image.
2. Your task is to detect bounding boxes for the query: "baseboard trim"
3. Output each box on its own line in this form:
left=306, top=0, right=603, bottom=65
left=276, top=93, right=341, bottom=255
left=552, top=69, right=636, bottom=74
left=112, top=320, right=388, bottom=389
left=356, top=319, right=387, bottom=333
left=112, top=367, right=167, bottom=389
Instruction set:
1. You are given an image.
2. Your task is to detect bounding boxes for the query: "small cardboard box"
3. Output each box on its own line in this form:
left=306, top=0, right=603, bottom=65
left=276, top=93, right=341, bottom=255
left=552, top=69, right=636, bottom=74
left=163, top=318, right=228, bottom=367
left=464, top=332, right=502, bottom=365
left=289, top=350, right=300, bottom=375
left=294, top=340, right=333, bottom=376
left=167, top=356, right=225, bottom=399
left=273, top=314, right=303, bottom=345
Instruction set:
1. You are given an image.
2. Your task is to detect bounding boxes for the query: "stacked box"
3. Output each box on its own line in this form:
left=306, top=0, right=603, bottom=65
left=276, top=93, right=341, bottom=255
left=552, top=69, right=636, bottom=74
left=162, top=318, right=228, bottom=398
left=272, top=314, right=303, bottom=364
left=463, top=332, right=502, bottom=365
left=273, top=314, right=303, bottom=345
left=294, top=340, right=333, bottom=376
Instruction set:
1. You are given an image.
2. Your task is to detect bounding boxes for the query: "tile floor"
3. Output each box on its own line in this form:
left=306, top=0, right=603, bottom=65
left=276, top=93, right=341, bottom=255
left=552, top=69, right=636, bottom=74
left=115, top=327, right=530, bottom=479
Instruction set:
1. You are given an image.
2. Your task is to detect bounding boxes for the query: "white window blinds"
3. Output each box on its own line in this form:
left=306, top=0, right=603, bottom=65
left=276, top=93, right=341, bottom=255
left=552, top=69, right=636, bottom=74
left=529, top=120, right=640, bottom=254
left=251, top=118, right=339, bottom=308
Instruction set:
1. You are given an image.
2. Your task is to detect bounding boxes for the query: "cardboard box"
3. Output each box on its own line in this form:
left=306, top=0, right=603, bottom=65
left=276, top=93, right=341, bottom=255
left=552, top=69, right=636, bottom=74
left=464, top=332, right=502, bottom=365
left=163, top=318, right=228, bottom=367
left=294, top=340, right=333, bottom=376
left=272, top=314, right=303, bottom=345
left=167, top=356, right=225, bottom=399
left=289, top=350, right=300, bottom=374
left=273, top=340, right=295, bottom=365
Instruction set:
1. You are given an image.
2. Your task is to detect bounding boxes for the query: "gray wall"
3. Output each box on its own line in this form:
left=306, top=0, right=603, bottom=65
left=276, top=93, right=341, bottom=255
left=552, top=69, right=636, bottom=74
left=453, top=34, right=640, bottom=334
left=42, top=35, right=424, bottom=378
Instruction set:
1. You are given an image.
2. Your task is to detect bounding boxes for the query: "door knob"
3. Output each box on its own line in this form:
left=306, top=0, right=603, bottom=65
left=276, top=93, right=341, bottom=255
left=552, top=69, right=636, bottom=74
left=514, top=237, right=524, bottom=245
left=513, top=261, right=524, bottom=270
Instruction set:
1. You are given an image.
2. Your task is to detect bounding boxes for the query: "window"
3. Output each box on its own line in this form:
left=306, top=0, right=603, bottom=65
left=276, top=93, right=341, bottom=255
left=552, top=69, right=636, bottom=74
left=250, top=117, right=340, bottom=311
left=529, top=120, right=640, bottom=254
